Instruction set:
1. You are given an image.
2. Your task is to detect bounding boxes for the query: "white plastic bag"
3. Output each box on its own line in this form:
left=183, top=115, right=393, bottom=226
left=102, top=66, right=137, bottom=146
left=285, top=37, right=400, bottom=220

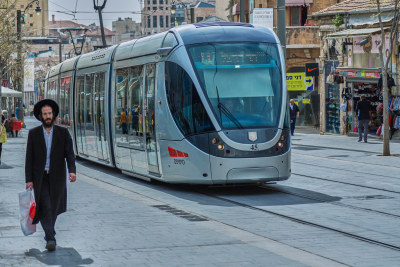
left=18, top=188, right=36, bottom=236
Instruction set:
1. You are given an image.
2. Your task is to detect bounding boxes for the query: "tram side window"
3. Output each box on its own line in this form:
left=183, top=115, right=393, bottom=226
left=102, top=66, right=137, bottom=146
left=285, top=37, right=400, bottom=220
left=115, top=68, right=129, bottom=136
left=60, top=78, right=66, bottom=125
left=128, top=66, right=144, bottom=136
left=85, top=74, right=94, bottom=131
left=165, top=62, right=214, bottom=136
left=64, top=77, right=71, bottom=126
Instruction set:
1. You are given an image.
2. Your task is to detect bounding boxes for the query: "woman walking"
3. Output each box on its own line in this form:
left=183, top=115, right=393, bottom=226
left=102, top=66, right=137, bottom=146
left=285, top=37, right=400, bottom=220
left=0, top=114, right=7, bottom=165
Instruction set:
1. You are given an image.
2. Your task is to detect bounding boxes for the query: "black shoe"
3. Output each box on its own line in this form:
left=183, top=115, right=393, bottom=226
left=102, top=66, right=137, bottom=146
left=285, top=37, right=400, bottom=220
left=364, top=140, right=368, bottom=143
left=46, top=240, right=56, bottom=251
left=358, top=139, right=362, bottom=142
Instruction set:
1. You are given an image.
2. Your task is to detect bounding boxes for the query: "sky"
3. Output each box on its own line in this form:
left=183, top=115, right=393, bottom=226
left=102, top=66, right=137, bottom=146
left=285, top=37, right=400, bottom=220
left=48, top=0, right=142, bottom=30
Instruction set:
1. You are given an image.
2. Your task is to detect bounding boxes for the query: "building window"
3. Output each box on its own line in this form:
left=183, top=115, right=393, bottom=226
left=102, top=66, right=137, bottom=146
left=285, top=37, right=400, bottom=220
left=30, top=14, right=33, bottom=17
left=153, top=16, right=157, bottom=28
left=160, top=15, right=164, bottom=28
left=290, top=7, right=301, bottom=26
left=30, top=23, right=33, bottom=27
left=147, top=7, right=150, bottom=10
left=153, top=7, right=157, bottom=10
left=147, top=16, right=151, bottom=28
left=21, top=5, right=24, bottom=8
left=159, top=0, right=163, bottom=4
left=147, top=0, right=150, bottom=4
left=166, top=0, right=168, bottom=4
left=153, top=0, right=156, bottom=4
left=166, top=15, right=169, bottom=28
left=159, top=7, right=163, bottom=10
left=290, top=6, right=307, bottom=26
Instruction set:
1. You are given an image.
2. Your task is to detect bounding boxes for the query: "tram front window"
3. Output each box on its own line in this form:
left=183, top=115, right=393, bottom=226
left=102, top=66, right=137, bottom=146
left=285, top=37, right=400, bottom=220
left=188, top=43, right=283, bottom=129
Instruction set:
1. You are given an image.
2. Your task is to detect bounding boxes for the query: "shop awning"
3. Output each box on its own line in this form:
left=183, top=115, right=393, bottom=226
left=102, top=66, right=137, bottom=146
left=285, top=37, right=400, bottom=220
left=349, top=12, right=394, bottom=26
left=0, top=87, right=23, bottom=98
left=286, top=0, right=313, bottom=6
left=327, top=28, right=388, bottom=39
left=336, top=67, right=381, bottom=82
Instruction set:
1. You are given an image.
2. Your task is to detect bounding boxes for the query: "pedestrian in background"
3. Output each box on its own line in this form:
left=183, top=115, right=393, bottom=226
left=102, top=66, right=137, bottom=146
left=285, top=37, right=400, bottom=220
left=25, top=99, right=76, bottom=251
left=0, top=114, right=7, bottom=165
left=356, top=95, right=371, bottom=143
left=9, top=114, right=19, bottom=137
left=289, top=99, right=300, bottom=136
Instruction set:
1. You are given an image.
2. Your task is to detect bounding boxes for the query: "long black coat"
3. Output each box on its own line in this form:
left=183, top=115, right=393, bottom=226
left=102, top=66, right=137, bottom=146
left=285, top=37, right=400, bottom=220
left=25, top=125, right=76, bottom=224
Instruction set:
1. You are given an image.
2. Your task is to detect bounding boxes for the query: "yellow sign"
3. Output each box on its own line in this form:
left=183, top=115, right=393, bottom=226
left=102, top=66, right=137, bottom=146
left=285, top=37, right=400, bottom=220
left=302, top=99, right=310, bottom=104
left=286, top=73, right=314, bottom=91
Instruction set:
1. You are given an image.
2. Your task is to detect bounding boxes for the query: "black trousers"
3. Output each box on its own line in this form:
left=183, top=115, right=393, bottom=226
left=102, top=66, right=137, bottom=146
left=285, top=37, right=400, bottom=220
left=39, top=173, right=57, bottom=242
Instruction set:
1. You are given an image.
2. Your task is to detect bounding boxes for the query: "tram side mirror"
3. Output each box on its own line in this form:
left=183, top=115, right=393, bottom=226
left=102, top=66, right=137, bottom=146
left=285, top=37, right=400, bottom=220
left=157, top=47, right=173, bottom=57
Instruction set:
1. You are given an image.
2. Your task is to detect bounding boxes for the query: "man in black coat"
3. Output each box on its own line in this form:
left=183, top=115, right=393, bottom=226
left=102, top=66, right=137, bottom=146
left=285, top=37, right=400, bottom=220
left=356, top=95, right=371, bottom=143
left=25, top=99, right=76, bottom=251
left=289, top=99, right=300, bottom=136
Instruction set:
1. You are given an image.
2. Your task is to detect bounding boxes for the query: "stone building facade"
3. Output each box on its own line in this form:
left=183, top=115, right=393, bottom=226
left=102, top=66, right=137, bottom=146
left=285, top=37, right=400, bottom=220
left=10, top=0, right=49, bottom=36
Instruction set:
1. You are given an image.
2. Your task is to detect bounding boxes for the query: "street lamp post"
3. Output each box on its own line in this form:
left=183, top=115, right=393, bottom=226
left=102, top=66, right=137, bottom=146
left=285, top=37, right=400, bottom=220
left=93, top=0, right=108, bottom=48
left=16, top=0, right=42, bottom=120
left=171, top=4, right=178, bottom=27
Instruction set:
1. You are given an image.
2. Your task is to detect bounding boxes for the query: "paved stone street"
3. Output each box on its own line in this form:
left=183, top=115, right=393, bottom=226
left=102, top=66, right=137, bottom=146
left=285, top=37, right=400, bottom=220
left=1, top=117, right=400, bottom=267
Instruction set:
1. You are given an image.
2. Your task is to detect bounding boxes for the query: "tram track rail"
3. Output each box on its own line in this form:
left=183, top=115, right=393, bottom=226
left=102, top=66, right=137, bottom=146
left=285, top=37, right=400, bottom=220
left=198, top=190, right=400, bottom=252
left=292, top=151, right=400, bottom=171
left=259, top=183, right=400, bottom=219
left=292, top=160, right=400, bottom=181
left=291, top=172, right=400, bottom=194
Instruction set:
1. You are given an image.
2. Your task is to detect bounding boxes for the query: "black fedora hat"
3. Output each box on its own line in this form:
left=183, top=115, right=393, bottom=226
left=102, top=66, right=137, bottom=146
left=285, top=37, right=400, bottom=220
left=33, top=99, right=59, bottom=121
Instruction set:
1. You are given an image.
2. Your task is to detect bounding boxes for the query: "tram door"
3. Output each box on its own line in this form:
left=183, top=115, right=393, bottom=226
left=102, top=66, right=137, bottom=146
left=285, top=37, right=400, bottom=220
left=95, top=72, right=109, bottom=162
left=128, top=66, right=146, bottom=172
left=93, top=73, right=104, bottom=160
left=144, top=64, right=159, bottom=174
left=83, top=74, right=98, bottom=157
left=75, top=76, right=86, bottom=155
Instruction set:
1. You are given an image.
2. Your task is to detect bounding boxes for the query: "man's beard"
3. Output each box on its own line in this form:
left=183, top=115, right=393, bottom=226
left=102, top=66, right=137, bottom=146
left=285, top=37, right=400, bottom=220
left=41, top=117, right=55, bottom=128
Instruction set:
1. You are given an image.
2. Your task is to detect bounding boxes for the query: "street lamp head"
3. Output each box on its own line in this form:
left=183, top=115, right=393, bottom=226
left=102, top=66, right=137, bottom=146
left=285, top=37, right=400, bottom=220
left=35, top=5, right=41, bottom=15
left=171, top=4, right=176, bottom=14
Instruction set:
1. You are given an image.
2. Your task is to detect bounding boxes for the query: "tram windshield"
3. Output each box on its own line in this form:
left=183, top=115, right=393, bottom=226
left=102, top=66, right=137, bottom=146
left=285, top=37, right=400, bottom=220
left=188, top=43, right=283, bottom=129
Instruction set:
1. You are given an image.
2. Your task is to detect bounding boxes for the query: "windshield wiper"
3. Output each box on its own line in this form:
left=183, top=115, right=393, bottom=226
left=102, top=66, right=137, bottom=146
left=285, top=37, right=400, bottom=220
left=217, top=102, right=244, bottom=129
left=214, top=86, right=243, bottom=129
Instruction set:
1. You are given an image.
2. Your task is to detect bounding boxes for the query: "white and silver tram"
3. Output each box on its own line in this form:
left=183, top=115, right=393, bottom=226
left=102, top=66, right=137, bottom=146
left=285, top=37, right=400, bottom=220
left=45, top=22, right=291, bottom=184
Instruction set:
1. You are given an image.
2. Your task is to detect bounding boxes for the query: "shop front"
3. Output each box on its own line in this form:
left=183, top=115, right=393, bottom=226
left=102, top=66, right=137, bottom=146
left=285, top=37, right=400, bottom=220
left=324, top=28, right=399, bottom=137
left=324, top=60, right=341, bottom=134
left=286, top=71, right=319, bottom=127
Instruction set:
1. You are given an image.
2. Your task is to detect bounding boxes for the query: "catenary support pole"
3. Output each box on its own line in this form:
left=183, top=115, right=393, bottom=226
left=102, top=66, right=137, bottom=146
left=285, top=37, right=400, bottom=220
left=277, top=0, right=286, bottom=59
left=240, top=0, right=245, bottom=22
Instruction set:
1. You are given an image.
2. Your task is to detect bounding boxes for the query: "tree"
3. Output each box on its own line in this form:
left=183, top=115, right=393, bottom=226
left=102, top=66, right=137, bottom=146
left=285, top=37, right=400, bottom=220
left=375, top=0, right=400, bottom=156
left=0, top=0, right=25, bottom=91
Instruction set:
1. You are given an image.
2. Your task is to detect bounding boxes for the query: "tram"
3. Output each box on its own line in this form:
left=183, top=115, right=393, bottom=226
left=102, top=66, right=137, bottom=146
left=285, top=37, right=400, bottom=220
left=45, top=22, right=291, bottom=184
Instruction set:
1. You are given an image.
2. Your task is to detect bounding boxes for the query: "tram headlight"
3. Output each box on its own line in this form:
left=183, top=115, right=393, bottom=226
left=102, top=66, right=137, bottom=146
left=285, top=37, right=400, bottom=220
left=212, top=138, right=219, bottom=144
left=281, top=135, right=285, bottom=141
left=278, top=142, right=284, bottom=148
left=217, top=144, right=224, bottom=150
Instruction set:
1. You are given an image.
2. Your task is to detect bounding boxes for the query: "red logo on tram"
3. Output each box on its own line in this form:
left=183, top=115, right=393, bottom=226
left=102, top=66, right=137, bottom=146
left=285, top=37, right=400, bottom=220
left=168, top=147, right=189, bottom=158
